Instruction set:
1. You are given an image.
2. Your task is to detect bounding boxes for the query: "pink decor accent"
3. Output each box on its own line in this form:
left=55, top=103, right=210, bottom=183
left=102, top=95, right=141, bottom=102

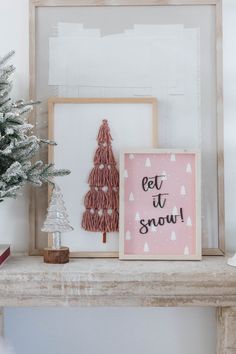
left=121, top=151, right=200, bottom=258
left=82, top=120, right=119, bottom=243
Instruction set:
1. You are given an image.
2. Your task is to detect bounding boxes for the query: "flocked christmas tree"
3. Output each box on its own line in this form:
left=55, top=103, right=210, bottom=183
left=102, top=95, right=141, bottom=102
left=41, top=184, right=73, bottom=249
left=0, top=51, right=69, bottom=202
left=82, top=119, right=119, bottom=243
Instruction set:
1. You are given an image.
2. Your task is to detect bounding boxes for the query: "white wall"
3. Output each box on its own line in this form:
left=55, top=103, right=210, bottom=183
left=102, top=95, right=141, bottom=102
left=1, top=0, right=236, bottom=254
left=0, top=0, right=29, bottom=252
left=4, top=307, right=216, bottom=354
left=223, top=0, right=236, bottom=252
left=0, top=1, right=236, bottom=354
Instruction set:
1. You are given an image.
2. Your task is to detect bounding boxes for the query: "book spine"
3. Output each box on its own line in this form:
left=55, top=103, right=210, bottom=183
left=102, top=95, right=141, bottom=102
left=0, top=247, right=10, bottom=265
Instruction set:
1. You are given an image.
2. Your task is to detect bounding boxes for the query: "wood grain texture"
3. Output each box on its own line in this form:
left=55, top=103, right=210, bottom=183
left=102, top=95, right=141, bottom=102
left=70, top=251, right=118, bottom=258
left=217, top=307, right=236, bottom=354
left=44, top=247, right=69, bottom=264
left=31, top=0, right=219, bottom=6
left=48, top=97, right=157, bottom=104
left=216, top=0, right=225, bottom=255
left=0, top=256, right=236, bottom=307
left=202, top=248, right=224, bottom=256
left=217, top=308, right=225, bottom=354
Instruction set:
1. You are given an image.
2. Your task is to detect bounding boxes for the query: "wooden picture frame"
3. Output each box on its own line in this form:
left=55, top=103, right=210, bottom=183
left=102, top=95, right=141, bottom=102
left=29, top=0, right=224, bottom=256
left=47, top=97, right=157, bottom=258
left=119, top=149, right=201, bottom=260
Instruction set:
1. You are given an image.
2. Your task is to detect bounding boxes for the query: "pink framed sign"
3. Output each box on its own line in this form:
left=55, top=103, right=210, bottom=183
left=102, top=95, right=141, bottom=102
left=119, top=149, right=201, bottom=260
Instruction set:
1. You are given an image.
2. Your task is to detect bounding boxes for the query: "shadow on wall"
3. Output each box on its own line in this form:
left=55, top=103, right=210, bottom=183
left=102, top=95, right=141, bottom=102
left=0, top=337, right=15, bottom=354
left=4, top=307, right=216, bottom=354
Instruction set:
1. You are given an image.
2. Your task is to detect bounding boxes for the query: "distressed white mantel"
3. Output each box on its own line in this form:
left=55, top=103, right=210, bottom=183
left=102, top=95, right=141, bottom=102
left=0, top=256, right=236, bottom=353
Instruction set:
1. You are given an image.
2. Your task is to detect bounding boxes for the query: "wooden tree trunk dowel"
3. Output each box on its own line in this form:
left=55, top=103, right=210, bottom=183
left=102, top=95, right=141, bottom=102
left=44, top=247, right=69, bottom=264
left=103, top=232, right=106, bottom=243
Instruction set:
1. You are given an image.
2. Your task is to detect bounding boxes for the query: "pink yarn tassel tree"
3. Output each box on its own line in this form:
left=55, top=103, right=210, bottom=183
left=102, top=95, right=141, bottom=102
left=82, top=119, right=119, bottom=243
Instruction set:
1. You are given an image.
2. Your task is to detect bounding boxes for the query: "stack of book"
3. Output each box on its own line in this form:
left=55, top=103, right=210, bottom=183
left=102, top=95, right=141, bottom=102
left=0, top=245, right=10, bottom=266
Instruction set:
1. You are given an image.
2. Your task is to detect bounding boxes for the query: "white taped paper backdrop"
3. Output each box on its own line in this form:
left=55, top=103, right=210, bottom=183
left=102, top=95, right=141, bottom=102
left=47, top=17, right=217, bottom=249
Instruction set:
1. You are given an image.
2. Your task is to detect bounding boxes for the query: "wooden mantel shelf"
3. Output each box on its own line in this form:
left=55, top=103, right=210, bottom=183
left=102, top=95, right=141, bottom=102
left=1, top=255, right=236, bottom=352
left=0, top=255, right=236, bottom=307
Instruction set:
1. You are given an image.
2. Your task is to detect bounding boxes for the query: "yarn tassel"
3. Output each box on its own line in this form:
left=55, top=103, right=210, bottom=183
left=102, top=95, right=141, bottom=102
left=103, top=166, right=119, bottom=187
left=109, top=167, right=119, bottom=187
left=97, top=189, right=107, bottom=209
left=84, top=188, right=97, bottom=209
left=99, top=210, right=110, bottom=232
left=94, top=146, right=116, bottom=165
left=82, top=209, right=119, bottom=235
left=82, top=209, right=100, bottom=232
left=97, top=119, right=112, bottom=145
left=94, top=146, right=106, bottom=164
left=84, top=188, right=118, bottom=209
left=112, top=189, right=119, bottom=209
left=107, top=146, right=116, bottom=165
left=110, top=210, right=119, bottom=231
left=99, top=210, right=119, bottom=233
left=88, top=166, right=119, bottom=187
left=106, top=188, right=119, bottom=209
left=88, top=166, right=104, bottom=186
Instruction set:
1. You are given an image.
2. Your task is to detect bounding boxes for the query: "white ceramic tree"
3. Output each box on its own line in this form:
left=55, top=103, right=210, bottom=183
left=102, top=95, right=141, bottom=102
left=41, top=184, right=73, bottom=249
left=228, top=254, right=236, bottom=267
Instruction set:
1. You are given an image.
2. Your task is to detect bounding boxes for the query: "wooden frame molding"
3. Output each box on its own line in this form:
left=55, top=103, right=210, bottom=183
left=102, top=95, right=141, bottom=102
left=29, top=0, right=224, bottom=256
left=217, top=307, right=236, bottom=354
left=30, top=0, right=221, bottom=5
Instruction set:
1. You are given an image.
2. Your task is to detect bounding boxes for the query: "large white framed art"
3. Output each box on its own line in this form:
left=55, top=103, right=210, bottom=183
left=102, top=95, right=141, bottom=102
left=29, top=0, right=224, bottom=256
left=47, top=97, right=157, bottom=257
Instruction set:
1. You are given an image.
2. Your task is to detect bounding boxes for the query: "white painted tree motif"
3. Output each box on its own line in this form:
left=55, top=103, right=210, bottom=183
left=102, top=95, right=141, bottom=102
left=129, top=192, right=134, bottom=201
left=126, top=230, right=131, bottom=240
left=171, top=231, right=176, bottom=241
left=180, top=185, right=186, bottom=195
left=170, top=154, right=176, bottom=162
left=184, top=246, right=190, bottom=255
left=145, top=157, right=151, bottom=167
left=144, top=242, right=149, bottom=252
left=186, top=216, right=192, bottom=226
left=186, top=163, right=192, bottom=173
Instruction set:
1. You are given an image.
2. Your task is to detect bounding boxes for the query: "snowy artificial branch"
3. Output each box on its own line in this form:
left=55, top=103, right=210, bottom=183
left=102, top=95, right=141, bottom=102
left=0, top=51, right=70, bottom=202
